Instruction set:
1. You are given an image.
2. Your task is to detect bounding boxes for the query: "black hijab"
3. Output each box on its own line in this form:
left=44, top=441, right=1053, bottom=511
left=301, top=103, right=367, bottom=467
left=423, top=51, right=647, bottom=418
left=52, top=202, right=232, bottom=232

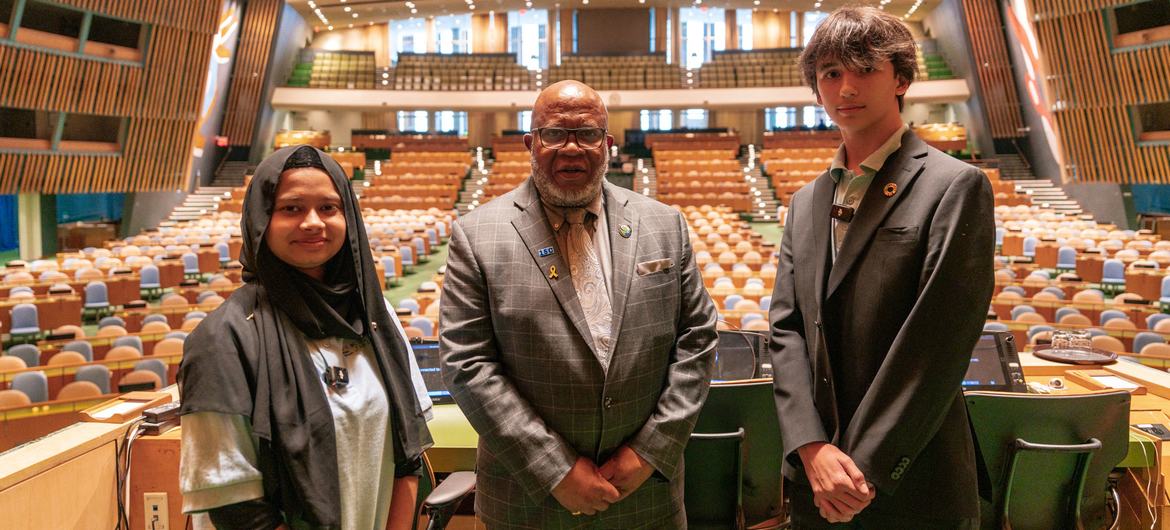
left=179, top=145, right=433, bottom=528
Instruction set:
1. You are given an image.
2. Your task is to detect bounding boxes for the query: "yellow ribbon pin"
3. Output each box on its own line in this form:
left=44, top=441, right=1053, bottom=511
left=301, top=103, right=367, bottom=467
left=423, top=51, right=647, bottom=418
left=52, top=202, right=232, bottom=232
left=548, top=265, right=558, bottom=279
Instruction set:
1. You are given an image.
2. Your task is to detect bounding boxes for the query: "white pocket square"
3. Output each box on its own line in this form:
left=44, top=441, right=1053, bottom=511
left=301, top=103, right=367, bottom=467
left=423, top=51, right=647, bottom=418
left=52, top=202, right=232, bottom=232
left=636, top=258, right=674, bottom=276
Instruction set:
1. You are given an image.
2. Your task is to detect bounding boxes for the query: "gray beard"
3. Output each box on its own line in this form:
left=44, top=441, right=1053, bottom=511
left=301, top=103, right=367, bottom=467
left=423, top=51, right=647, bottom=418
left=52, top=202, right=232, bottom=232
left=530, top=152, right=609, bottom=208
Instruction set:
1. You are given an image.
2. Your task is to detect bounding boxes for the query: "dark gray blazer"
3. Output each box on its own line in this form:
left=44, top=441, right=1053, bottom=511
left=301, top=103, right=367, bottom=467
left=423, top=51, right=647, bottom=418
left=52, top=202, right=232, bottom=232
left=440, top=178, right=718, bottom=528
left=769, top=130, right=995, bottom=519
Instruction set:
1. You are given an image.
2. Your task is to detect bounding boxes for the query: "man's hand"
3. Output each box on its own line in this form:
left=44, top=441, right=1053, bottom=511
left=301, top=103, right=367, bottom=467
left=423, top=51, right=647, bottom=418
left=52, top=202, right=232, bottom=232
left=598, top=445, right=656, bottom=500
left=551, top=457, right=621, bottom=515
left=797, top=442, right=874, bottom=523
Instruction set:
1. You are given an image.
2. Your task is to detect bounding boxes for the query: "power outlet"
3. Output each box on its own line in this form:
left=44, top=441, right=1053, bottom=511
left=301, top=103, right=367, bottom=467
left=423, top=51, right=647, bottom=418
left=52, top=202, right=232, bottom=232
left=144, top=492, right=169, bottom=530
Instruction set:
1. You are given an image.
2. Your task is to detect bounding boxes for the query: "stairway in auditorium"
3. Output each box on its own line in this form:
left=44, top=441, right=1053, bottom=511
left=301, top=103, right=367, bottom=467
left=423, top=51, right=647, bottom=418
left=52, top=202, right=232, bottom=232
left=166, top=162, right=252, bottom=222
left=167, top=187, right=232, bottom=222
left=743, top=146, right=782, bottom=222
left=994, top=153, right=1084, bottom=216
left=454, top=153, right=490, bottom=215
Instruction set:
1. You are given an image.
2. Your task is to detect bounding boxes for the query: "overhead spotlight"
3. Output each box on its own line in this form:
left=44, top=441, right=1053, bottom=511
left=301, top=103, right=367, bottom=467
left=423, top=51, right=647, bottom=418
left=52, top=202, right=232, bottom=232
left=352, top=12, right=358, bottom=17
left=753, top=0, right=759, bottom=4
left=411, top=8, right=417, bottom=13
left=327, top=25, right=333, bottom=30
left=344, top=6, right=351, bottom=12
left=582, top=0, right=588, bottom=4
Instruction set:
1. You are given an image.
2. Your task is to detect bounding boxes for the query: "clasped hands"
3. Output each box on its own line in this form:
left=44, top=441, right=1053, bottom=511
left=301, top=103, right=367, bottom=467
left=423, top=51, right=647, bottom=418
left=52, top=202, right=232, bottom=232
left=798, top=442, right=876, bottom=523
left=550, top=446, right=654, bottom=516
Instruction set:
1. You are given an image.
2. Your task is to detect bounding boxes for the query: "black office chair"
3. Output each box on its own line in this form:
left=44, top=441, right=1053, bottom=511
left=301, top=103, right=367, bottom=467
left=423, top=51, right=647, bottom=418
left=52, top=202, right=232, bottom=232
left=965, top=390, right=1131, bottom=530
left=687, top=379, right=787, bottom=529
left=414, top=452, right=476, bottom=530
left=685, top=428, right=746, bottom=529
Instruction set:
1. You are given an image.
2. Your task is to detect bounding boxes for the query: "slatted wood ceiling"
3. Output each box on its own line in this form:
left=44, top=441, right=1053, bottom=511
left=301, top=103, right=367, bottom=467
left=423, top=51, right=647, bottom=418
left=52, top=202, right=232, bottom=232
left=1030, top=0, right=1170, bottom=183
left=221, top=0, right=282, bottom=148
left=0, top=0, right=220, bottom=194
left=961, top=0, right=1027, bottom=138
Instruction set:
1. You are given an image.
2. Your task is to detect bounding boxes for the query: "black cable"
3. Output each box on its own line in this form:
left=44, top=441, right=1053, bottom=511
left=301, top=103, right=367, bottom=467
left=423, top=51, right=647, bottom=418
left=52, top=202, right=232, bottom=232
left=114, top=418, right=146, bottom=530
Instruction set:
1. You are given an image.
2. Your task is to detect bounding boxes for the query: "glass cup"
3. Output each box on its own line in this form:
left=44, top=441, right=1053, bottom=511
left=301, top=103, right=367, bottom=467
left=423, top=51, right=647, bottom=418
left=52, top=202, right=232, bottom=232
left=1051, top=329, right=1092, bottom=351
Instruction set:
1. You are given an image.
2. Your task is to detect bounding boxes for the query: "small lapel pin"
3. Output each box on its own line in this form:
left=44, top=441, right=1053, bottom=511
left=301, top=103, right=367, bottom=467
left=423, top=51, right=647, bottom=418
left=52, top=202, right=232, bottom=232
left=883, top=183, right=898, bottom=197
left=548, top=265, right=559, bottom=279
left=618, top=224, right=632, bottom=238
left=538, top=246, right=555, bottom=257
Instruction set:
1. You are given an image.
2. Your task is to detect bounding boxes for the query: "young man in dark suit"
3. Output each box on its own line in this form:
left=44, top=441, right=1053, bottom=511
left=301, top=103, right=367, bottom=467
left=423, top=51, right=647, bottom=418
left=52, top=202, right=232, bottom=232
left=768, top=7, right=995, bottom=528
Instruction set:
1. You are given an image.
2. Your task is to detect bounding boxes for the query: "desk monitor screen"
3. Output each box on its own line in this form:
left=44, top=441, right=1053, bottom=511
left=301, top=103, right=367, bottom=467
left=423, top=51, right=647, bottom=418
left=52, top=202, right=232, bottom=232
left=411, top=340, right=454, bottom=404
left=962, top=331, right=1027, bottom=393
left=713, top=330, right=766, bottom=382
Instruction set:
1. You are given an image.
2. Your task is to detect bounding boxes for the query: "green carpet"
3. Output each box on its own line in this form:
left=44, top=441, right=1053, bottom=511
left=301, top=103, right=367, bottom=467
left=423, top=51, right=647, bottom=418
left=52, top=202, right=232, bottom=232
left=381, top=223, right=780, bottom=308
left=0, top=249, right=20, bottom=265
left=749, top=221, right=783, bottom=246
left=383, top=241, right=449, bottom=307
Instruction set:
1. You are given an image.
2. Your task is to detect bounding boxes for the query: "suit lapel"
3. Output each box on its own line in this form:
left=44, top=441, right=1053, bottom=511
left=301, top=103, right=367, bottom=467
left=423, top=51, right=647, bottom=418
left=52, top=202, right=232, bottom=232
left=604, top=184, right=638, bottom=352
left=810, top=172, right=834, bottom=304
left=510, top=180, right=597, bottom=354
left=826, top=131, right=927, bottom=299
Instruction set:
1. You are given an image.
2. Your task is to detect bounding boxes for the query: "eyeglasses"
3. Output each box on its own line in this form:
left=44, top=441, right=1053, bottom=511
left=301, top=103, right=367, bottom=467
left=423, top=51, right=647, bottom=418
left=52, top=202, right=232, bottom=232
left=533, top=127, right=607, bottom=150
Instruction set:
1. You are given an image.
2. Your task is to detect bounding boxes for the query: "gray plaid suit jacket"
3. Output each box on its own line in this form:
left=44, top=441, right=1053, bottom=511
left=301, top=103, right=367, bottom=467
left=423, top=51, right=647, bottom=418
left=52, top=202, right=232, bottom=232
left=440, top=178, right=718, bottom=529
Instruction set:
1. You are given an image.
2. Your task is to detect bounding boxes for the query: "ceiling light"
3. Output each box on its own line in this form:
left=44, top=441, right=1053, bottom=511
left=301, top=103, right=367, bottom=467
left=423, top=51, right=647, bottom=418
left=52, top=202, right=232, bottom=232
left=352, top=13, right=358, bottom=17
left=327, top=25, right=333, bottom=30
left=343, top=6, right=351, bottom=12
left=411, top=8, right=417, bottom=13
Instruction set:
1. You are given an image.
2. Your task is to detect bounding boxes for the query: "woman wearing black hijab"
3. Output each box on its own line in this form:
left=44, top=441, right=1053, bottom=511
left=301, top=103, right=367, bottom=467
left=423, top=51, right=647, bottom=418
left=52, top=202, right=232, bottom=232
left=178, top=145, right=433, bottom=530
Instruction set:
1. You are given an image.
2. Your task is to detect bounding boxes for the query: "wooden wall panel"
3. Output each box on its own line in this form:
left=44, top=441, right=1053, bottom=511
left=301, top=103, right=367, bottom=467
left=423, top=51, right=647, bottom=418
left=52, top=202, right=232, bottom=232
left=1030, top=0, right=1170, bottom=183
left=221, top=0, right=282, bottom=147
left=961, top=0, right=1026, bottom=138
left=0, top=0, right=220, bottom=193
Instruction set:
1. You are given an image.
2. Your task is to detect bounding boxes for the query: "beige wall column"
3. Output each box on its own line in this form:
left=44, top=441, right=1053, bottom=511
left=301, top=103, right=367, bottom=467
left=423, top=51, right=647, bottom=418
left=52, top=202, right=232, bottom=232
left=752, top=11, right=792, bottom=49
left=794, top=12, right=804, bottom=46
left=725, top=10, right=738, bottom=51
left=17, top=194, right=43, bottom=260
left=468, top=111, right=516, bottom=147
left=670, top=7, right=681, bottom=65
left=559, top=9, right=573, bottom=57
left=426, top=17, right=436, bottom=52
left=654, top=8, right=667, bottom=54
left=548, top=9, right=559, bottom=64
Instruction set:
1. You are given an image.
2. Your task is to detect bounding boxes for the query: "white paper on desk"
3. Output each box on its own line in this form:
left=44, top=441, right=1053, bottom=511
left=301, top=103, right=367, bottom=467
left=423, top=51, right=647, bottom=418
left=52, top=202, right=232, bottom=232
left=1091, top=375, right=1140, bottom=390
left=91, top=401, right=142, bottom=420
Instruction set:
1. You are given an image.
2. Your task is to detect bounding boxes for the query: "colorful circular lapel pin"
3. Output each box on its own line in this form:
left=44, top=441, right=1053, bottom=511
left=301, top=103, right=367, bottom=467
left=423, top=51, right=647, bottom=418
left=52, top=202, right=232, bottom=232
left=883, top=183, right=898, bottom=197
left=618, top=224, right=632, bottom=238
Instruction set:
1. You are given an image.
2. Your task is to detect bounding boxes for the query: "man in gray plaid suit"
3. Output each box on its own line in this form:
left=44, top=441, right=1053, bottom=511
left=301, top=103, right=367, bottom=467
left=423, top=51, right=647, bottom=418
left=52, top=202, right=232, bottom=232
left=440, top=80, right=718, bottom=529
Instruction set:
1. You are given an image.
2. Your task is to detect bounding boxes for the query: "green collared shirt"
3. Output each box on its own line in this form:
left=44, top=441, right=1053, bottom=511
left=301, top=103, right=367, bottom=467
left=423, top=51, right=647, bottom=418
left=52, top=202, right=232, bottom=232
left=829, top=123, right=908, bottom=259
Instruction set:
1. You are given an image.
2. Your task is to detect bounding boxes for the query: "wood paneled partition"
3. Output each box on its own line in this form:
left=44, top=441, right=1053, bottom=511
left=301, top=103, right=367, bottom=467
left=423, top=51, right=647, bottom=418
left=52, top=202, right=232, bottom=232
left=0, top=0, right=221, bottom=194
left=1029, top=0, right=1170, bottom=183
left=221, top=0, right=282, bottom=148
left=961, top=0, right=1026, bottom=138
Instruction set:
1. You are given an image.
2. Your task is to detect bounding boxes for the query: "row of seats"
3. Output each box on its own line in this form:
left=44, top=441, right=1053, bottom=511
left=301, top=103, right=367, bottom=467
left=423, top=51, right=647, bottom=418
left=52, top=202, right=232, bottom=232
left=287, top=50, right=378, bottom=90
left=282, top=46, right=956, bottom=91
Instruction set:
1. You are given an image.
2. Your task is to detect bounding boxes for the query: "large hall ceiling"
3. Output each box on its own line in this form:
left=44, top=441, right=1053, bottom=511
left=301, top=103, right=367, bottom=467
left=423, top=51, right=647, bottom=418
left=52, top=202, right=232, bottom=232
left=288, top=0, right=941, bottom=32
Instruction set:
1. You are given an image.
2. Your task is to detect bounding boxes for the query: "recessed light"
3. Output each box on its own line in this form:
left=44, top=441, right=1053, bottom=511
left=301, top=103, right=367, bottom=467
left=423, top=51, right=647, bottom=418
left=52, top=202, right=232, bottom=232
left=343, top=6, right=351, bottom=12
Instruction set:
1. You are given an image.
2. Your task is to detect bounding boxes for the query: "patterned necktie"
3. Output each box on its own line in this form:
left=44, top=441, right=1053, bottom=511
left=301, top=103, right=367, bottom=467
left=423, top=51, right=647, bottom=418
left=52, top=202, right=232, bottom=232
left=561, top=207, right=613, bottom=370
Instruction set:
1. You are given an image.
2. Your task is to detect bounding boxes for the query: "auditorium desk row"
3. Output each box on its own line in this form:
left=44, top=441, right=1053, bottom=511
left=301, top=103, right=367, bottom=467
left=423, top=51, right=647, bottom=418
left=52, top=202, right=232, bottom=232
left=7, top=356, right=1170, bottom=528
